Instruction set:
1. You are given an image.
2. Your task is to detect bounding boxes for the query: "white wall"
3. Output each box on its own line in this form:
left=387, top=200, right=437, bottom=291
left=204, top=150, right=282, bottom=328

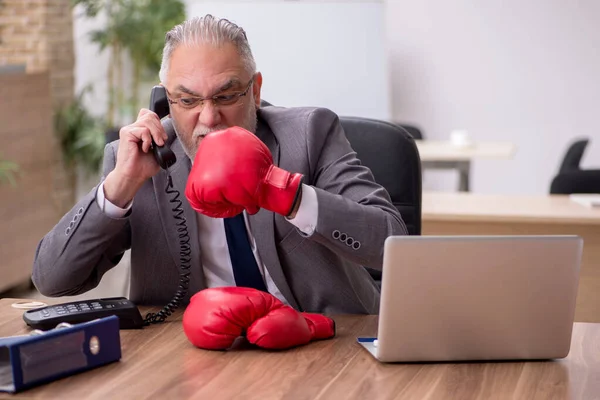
left=74, top=0, right=390, bottom=120
left=73, top=0, right=600, bottom=195
left=186, top=0, right=390, bottom=120
left=386, top=0, right=600, bottom=194
left=72, top=6, right=110, bottom=120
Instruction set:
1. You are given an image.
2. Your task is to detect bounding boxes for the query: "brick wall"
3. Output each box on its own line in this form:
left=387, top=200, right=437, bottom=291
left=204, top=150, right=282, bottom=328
left=0, top=0, right=46, bottom=72
left=0, top=0, right=74, bottom=106
left=0, top=0, right=76, bottom=212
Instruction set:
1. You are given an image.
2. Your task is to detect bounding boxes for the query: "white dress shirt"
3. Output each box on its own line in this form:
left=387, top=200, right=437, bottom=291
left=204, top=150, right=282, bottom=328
left=96, top=181, right=319, bottom=305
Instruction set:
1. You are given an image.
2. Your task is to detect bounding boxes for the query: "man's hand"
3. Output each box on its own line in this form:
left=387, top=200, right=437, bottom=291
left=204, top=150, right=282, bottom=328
left=184, top=126, right=303, bottom=218
left=103, top=109, right=168, bottom=208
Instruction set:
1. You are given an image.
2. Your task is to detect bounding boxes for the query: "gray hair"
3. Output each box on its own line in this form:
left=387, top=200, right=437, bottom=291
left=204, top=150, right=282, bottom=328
left=159, top=15, right=256, bottom=83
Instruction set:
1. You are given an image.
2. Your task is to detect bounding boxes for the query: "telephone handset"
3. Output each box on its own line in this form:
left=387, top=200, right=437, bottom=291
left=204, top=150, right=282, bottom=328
left=23, top=88, right=192, bottom=330
left=149, top=85, right=177, bottom=169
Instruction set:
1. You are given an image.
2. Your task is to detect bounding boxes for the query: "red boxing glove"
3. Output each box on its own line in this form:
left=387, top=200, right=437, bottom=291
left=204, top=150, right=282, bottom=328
left=182, top=287, right=335, bottom=350
left=247, top=310, right=336, bottom=349
left=184, top=126, right=303, bottom=218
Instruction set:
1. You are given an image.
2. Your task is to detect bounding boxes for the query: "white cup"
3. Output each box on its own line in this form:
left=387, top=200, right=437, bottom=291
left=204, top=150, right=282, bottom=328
left=450, top=129, right=472, bottom=148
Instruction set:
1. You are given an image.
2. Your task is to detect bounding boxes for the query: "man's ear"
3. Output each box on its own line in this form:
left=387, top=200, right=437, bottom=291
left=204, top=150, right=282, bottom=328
left=253, top=72, right=263, bottom=108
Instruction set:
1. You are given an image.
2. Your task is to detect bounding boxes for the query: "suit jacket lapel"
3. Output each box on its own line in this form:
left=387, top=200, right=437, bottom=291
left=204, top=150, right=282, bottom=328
left=153, top=119, right=205, bottom=294
left=250, top=116, right=300, bottom=310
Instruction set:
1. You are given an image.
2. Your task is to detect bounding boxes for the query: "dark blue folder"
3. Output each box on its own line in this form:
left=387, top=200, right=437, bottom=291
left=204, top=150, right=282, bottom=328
left=0, top=315, right=121, bottom=393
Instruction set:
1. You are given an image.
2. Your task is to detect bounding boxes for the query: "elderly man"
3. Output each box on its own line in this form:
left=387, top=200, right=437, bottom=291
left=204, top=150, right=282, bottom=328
left=32, top=14, right=407, bottom=316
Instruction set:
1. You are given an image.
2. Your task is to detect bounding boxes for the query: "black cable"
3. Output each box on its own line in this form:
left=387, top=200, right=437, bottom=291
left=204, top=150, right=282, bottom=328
left=144, top=174, right=192, bottom=325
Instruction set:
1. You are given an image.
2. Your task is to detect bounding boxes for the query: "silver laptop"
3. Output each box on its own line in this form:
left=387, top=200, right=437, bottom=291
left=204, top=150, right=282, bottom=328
left=358, top=235, right=583, bottom=362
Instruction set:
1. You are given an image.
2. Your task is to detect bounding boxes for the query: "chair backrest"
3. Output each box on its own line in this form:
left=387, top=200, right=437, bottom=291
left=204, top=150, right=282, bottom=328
left=105, top=127, right=120, bottom=144
left=260, top=101, right=422, bottom=234
left=550, top=170, right=600, bottom=194
left=558, top=138, right=589, bottom=173
left=339, top=116, right=422, bottom=235
left=395, top=123, right=424, bottom=140
left=550, top=138, right=599, bottom=194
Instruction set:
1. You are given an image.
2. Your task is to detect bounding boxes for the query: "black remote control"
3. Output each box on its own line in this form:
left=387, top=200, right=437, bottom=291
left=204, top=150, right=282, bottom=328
left=23, top=297, right=144, bottom=330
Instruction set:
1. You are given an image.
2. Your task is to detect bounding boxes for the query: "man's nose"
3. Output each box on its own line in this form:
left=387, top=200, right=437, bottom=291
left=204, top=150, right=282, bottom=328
left=197, top=101, right=222, bottom=128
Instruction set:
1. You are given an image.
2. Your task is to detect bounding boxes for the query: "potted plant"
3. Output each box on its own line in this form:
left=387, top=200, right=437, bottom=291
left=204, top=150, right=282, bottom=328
left=54, top=87, right=106, bottom=196
left=52, top=0, right=185, bottom=197
left=73, top=0, right=186, bottom=126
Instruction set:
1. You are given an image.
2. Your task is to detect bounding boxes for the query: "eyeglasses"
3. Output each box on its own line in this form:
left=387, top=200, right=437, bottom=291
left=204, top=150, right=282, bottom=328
left=166, top=79, right=254, bottom=111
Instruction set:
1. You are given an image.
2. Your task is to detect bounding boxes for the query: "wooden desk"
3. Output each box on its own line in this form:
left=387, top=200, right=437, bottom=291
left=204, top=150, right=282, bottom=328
left=415, top=140, right=516, bottom=191
left=423, top=191, right=600, bottom=322
left=1, top=298, right=599, bottom=399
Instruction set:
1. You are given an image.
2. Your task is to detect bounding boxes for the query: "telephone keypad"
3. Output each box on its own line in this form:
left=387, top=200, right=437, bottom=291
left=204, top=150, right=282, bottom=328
left=51, top=302, right=102, bottom=314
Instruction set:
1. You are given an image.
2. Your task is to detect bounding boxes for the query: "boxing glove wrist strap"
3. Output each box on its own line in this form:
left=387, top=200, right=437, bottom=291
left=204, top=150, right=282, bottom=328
left=260, top=166, right=304, bottom=216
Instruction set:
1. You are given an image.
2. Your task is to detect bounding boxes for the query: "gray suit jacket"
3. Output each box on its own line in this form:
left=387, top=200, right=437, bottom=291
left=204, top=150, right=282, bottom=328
left=32, top=106, right=407, bottom=314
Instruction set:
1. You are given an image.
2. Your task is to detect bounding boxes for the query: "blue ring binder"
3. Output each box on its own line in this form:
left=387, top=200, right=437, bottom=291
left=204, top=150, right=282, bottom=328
left=0, top=316, right=122, bottom=393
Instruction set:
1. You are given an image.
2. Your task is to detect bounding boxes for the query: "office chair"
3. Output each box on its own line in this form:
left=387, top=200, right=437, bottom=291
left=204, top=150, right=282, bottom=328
left=105, top=127, right=120, bottom=144
left=557, top=138, right=589, bottom=173
left=261, top=101, right=422, bottom=233
left=550, top=170, right=600, bottom=194
left=395, top=123, right=424, bottom=140
left=339, top=116, right=422, bottom=283
left=550, top=138, right=600, bottom=194
left=260, top=102, right=422, bottom=281
left=339, top=117, right=422, bottom=236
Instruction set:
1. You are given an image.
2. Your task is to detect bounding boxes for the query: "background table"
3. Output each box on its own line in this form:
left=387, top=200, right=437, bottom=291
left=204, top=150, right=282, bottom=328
left=1, top=298, right=599, bottom=399
left=416, top=140, right=516, bottom=191
left=423, top=191, right=600, bottom=322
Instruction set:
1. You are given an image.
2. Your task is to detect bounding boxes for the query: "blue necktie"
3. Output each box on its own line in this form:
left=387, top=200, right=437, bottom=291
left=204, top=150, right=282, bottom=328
left=223, top=213, right=268, bottom=292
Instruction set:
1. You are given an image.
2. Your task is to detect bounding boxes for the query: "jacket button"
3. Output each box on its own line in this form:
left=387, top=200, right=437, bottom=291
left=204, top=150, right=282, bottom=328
left=332, top=230, right=340, bottom=239
left=77, top=207, right=84, bottom=215
left=340, top=233, right=347, bottom=241
left=73, top=214, right=79, bottom=222
left=346, top=237, right=354, bottom=246
left=65, top=227, right=71, bottom=235
left=353, top=241, right=361, bottom=250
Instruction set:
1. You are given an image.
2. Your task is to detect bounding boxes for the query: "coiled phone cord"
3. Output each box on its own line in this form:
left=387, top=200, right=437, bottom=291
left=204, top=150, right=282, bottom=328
left=143, top=174, right=192, bottom=325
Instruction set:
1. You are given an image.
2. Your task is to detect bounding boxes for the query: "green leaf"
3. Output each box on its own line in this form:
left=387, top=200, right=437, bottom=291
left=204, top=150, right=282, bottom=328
left=70, top=0, right=187, bottom=122
left=54, top=87, right=107, bottom=175
left=89, top=30, right=111, bottom=50
left=71, top=0, right=104, bottom=18
left=0, top=157, right=19, bottom=187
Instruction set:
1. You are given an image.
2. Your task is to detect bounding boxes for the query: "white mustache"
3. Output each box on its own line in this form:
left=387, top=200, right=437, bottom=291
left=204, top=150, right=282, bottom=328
left=192, top=125, right=229, bottom=140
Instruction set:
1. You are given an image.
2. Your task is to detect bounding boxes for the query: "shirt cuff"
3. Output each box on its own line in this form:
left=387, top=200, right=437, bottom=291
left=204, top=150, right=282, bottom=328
left=286, top=184, right=318, bottom=236
left=96, top=181, right=133, bottom=218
